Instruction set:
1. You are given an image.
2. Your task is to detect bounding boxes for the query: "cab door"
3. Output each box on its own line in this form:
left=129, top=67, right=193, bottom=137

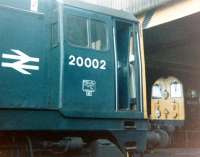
left=61, top=6, right=116, bottom=117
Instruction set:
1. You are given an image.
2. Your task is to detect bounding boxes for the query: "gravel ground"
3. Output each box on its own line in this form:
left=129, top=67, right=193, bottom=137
left=145, top=148, right=200, bottom=157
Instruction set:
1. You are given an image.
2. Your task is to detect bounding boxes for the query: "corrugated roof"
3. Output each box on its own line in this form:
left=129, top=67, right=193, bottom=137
left=131, top=0, right=174, bottom=14
left=79, top=0, right=174, bottom=14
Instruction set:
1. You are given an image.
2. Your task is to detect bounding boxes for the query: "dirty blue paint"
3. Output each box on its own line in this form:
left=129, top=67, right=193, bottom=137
left=0, top=0, right=148, bottom=152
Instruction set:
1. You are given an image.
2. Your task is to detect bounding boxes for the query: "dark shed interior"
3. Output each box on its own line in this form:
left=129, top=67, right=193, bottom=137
left=144, top=12, right=200, bottom=147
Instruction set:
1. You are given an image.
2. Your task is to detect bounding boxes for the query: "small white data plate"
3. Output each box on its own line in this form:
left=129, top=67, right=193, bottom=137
left=82, top=80, right=96, bottom=96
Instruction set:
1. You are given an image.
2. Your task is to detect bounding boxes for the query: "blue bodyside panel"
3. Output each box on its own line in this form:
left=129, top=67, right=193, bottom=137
left=0, top=6, right=49, bottom=108
left=0, top=0, right=146, bottom=123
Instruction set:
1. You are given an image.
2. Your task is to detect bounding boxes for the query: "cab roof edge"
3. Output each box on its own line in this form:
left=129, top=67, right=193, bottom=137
left=56, top=0, right=64, bottom=4
left=63, top=0, right=138, bottom=22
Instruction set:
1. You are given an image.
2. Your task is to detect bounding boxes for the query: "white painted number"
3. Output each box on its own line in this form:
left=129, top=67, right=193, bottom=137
left=68, top=55, right=76, bottom=66
left=92, top=59, right=99, bottom=69
left=85, top=58, right=92, bottom=68
left=76, top=57, right=84, bottom=67
left=30, top=0, right=38, bottom=12
left=68, top=55, right=106, bottom=70
left=100, top=60, right=106, bottom=70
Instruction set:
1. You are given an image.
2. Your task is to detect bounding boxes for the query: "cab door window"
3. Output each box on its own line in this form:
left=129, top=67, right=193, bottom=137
left=91, top=20, right=107, bottom=51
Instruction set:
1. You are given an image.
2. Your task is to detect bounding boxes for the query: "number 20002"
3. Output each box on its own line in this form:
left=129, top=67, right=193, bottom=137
left=68, top=55, right=106, bottom=70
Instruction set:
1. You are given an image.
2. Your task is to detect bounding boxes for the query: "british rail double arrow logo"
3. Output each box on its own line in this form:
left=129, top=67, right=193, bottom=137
left=1, top=49, right=40, bottom=75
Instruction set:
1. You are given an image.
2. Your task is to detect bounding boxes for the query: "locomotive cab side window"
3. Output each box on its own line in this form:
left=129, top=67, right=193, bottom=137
left=65, top=15, right=88, bottom=47
left=65, top=14, right=108, bottom=51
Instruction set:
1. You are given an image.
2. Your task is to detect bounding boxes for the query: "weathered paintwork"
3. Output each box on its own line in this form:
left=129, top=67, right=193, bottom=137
left=0, top=0, right=148, bottom=153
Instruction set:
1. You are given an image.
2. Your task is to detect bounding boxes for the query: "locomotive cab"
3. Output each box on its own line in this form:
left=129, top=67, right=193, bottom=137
left=52, top=0, right=147, bottom=120
left=149, top=76, right=185, bottom=148
left=151, top=76, right=185, bottom=121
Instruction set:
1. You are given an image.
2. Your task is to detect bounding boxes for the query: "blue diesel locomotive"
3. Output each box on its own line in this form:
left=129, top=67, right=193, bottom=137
left=0, top=0, right=148, bottom=156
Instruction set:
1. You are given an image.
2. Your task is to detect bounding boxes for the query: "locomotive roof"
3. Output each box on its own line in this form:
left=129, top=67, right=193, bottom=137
left=63, top=0, right=138, bottom=22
